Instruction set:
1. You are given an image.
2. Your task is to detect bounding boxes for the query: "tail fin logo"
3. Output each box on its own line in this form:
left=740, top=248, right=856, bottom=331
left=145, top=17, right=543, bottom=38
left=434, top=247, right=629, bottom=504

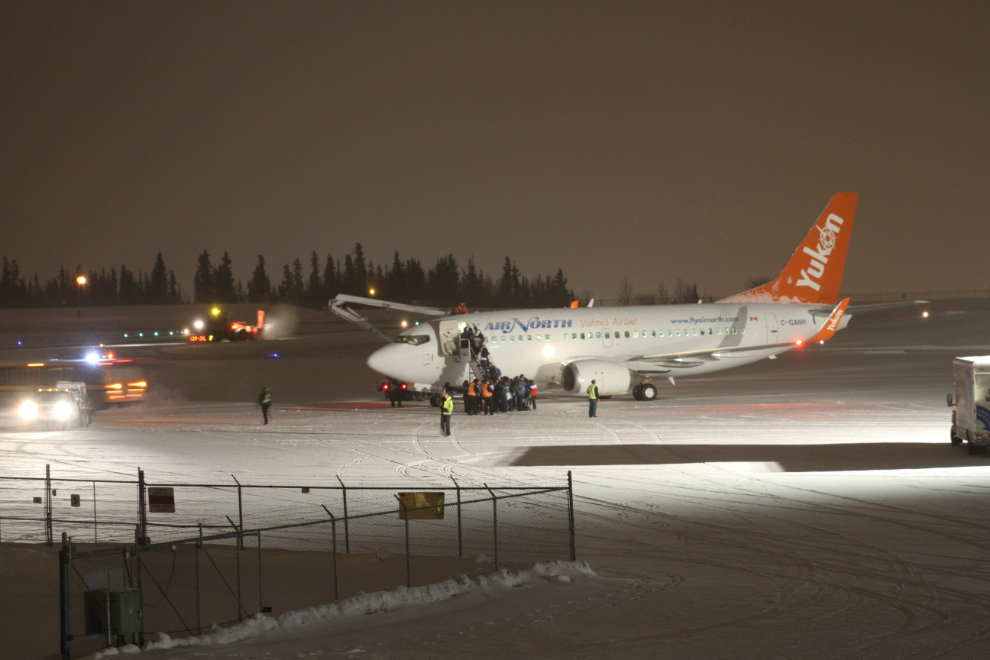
left=720, top=193, right=857, bottom=305
left=796, top=214, right=844, bottom=292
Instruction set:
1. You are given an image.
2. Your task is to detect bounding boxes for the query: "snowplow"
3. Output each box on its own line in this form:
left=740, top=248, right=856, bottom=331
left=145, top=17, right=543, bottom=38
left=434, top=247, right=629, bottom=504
left=188, top=308, right=265, bottom=342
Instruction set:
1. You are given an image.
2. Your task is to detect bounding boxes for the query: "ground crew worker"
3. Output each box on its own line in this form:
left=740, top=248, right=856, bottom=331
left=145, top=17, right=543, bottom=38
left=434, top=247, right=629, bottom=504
left=529, top=379, right=537, bottom=410
left=587, top=379, right=599, bottom=418
left=481, top=379, right=494, bottom=415
left=441, top=391, right=453, bottom=436
left=389, top=378, right=402, bottom=407
left=258, top=386, right=272, bottom=424
left=467, top=379, right=478, bottom=415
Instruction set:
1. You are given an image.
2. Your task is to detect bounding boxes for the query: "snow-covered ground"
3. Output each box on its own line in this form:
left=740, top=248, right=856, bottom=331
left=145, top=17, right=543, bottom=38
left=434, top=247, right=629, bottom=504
left=5, top=301, right=990, bottom=658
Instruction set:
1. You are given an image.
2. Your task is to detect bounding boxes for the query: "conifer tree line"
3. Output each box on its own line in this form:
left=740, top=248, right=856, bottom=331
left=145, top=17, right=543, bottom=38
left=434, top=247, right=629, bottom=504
left=0, top=245, right=576, bottom=309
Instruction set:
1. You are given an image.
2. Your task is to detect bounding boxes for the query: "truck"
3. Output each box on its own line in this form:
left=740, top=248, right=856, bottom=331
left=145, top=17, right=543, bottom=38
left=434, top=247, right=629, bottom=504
left=948, top=356, right=990, bottom=454
left=189, top=308, right=265, bottom=342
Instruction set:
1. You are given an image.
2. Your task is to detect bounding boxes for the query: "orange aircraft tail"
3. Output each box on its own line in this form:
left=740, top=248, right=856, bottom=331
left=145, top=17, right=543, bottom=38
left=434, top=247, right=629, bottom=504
left=721, top=193, right=858, bottom=305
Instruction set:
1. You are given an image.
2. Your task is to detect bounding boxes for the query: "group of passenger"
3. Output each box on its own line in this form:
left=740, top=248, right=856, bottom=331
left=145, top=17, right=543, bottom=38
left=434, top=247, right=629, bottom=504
left=461, top=375, right=537, bottom=415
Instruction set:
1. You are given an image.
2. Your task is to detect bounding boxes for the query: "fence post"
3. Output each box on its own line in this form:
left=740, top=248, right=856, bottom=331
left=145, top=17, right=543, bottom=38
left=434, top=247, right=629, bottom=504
left=232, top=475, right=244, bottom=550
left=451, top=477, right=462, bottom=557
left=59, top=533, right=70, bottom=660
left=336, top=476, right=349, bottom=553
left=137, top=468, right=147, bottom=544
left=135, top=532, right=145, bottom=647
left=257, top=531, right=263, bottom=614
left=236, top=525, right=243, bottom=621
left=321, top=505, right=339, bottom=601
left=567, top=471, right=576, bottom=562
left=92, top=481, right=98, bottom=545
left=396, top=495, right=411, bottom=588
left=196, top=524, right=202, bottom=635
left=484, top=484, right=498, bottom=570
left=46, top=464, right=53, bottom=546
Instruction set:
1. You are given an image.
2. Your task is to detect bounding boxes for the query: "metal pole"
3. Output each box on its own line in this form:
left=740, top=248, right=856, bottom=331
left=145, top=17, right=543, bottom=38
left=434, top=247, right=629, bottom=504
left=236, top=526, right=243, bottom=621
left=451, top=477, right=462, bottom=557
left=137, top=468, right=147, bottom=545
left=567, top=471, right=576, bottom=561
left=396, top=495, right=410, bottom=588
left=46, top=464, right=53, bottom=546
left=93, top=481, right=98, bottom=545
left=135, top=537, right=145, bottom=647
left=196, top=524, right=202, bottom=635
left=484, top=484, right=497, bottom=570
left=59, top=534, right=70, bottom=660
left=336, top=476, right=349, bottom=553
left=322, top=505, right=339, bottom=601
left=257, top=532, right=263, bottom=614
left=232, top=475, right=244, bottom=550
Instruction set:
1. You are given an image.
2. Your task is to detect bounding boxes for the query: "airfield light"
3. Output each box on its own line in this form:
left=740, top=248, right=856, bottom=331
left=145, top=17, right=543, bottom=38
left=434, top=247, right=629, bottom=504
left=212, top=308, right=220, bottom=316
left=17, top=340, right=22, bottom=346
left=124, top=334, right=128, bottom=338
left=107, top=353, right=114, bottom=358
left=194, top=320, right=204, bottom=330
left=85, top=352, right=99, bottom=364
left=414, top=321, right=420, bottom=326
left=154, top=332, right=159, bottom=336
left=543, top=345, right=555, bottom=358
left=922, top=311, right=929, bottom=318
left=138, top=333, right=143, bottom=337
left=401, top=320, right=408, bottom=328
left=76, top=275, right=86, bottom=286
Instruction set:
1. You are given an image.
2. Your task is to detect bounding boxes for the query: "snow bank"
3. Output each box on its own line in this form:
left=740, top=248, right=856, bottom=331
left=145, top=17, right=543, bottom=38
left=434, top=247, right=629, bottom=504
left=86, top=561, right=595, bottom=659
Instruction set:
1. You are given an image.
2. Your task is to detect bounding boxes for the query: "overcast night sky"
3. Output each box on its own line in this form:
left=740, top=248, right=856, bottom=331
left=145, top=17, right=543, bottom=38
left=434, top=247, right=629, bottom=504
left=1, top=1, right=988, bottom=300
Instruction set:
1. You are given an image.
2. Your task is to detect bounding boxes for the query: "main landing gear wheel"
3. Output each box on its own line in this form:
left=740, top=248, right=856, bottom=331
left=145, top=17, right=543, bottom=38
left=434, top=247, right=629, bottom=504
left=632, top=384, right=658, bottom=401
left=951, top=429, right=962, bottom=446
left=429, top=395, right=440, bottom=407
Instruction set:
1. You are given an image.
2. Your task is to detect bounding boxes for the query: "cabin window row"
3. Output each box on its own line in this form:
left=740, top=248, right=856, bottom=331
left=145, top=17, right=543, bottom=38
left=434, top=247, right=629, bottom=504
left=496, top=327, right=746, bottom=343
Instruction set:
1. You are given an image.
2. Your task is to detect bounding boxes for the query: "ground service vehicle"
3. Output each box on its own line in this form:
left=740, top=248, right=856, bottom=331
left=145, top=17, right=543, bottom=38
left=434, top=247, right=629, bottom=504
left=0, top=361, right=148, bottom=409
left=949, top=356, right=990, bottom=454
left=16, top=384, right=91, bottom=429
left=189, top=308, right=265, bottom=342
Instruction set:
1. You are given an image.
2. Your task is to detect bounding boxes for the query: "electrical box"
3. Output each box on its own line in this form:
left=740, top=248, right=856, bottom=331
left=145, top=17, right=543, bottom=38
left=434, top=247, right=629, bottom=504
left=84, top=589, right=141, bottom=636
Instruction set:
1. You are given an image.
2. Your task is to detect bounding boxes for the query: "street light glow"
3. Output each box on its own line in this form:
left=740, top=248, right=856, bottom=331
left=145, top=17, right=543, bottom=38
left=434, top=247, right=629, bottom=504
left=76, top=275, right=86, bottom=285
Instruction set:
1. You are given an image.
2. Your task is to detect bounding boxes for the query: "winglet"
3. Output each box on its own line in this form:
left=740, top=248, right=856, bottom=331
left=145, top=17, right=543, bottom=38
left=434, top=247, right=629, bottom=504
left=807, top=297, right=850, bottom=344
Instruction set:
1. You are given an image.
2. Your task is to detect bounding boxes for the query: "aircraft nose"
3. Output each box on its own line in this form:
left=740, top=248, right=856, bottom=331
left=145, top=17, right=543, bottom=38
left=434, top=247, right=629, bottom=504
left=367, top=345, right=394, bottom=376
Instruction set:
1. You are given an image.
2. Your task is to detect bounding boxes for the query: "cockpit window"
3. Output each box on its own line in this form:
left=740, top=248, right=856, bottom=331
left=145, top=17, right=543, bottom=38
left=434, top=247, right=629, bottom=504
left=393, top=335, right=429, bottom=346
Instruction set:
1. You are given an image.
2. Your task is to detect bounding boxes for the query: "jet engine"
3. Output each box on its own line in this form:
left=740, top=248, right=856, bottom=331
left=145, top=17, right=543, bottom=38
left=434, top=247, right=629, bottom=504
left=561, top=359, right=633, bottom=396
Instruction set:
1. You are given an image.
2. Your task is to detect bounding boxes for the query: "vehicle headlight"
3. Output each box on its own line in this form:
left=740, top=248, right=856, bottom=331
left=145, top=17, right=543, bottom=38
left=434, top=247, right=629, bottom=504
left=54, top=402, right=72, bottom=420
left=19, top=401, right=37, bottom=420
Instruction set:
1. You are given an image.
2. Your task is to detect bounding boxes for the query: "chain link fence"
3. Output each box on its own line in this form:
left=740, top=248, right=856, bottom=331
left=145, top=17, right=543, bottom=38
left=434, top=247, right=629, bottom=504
left=1, top=467, right=575, bottom=659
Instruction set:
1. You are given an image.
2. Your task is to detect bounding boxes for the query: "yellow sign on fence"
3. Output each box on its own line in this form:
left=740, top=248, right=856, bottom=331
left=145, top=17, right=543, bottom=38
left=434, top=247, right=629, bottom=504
left=398, top=492, right=444, bottom=520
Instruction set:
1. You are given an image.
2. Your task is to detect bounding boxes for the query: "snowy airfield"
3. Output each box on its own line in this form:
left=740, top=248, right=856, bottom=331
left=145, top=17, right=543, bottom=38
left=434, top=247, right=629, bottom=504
left=5, top=300, right=990, bottom=659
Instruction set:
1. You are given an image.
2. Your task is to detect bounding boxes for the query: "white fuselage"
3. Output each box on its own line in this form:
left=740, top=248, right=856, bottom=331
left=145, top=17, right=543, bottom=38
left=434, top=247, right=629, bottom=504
left=367, top=302, right=847, bottom=394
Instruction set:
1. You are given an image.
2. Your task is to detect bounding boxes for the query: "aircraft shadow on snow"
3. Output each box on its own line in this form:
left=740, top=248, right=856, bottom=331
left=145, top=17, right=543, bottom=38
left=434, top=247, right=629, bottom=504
left=509, top=443, right=981, bottom=472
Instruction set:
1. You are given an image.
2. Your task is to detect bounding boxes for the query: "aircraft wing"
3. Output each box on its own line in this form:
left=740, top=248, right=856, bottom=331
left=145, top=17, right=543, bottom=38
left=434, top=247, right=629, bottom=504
left=807, top=300, right=928, bottom=318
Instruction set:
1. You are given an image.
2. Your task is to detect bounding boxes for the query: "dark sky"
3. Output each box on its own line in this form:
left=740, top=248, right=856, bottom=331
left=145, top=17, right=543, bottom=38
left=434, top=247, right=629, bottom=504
left=2, top=1, right=988, bottom=300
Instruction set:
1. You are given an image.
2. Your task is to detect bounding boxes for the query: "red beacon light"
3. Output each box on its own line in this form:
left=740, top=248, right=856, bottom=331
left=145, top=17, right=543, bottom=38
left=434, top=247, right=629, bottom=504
left=400, top=382, right=408, bottom=390
left=795, top=338, right=804, bottom=347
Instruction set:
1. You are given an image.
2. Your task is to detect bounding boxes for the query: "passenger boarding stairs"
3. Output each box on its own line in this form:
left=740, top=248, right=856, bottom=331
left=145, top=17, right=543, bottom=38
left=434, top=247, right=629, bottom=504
left=458, top=336, right=498, bottom=381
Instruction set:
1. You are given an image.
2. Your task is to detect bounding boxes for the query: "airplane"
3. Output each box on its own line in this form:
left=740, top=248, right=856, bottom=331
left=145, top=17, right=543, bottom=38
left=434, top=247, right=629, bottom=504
left=331, top=193, right=924, bottom=402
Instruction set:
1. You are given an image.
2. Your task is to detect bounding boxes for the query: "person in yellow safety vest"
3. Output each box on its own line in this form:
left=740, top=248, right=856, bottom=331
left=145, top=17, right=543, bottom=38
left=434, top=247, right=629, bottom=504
left=481, top=379, right=494, bottom=416
left=441, top=391, right=453, bottom=436
left=587, top=380, right=598, bottom=418
left=258, top=386, right=272, bottom=424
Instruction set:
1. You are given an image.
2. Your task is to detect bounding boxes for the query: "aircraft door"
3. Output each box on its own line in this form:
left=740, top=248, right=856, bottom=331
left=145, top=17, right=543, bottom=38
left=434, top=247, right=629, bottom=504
left=602, top=329, right=613, bottom=348
left=438, top=321, right=462, bottom=357
left=766, top=314, right=778, bottom=343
